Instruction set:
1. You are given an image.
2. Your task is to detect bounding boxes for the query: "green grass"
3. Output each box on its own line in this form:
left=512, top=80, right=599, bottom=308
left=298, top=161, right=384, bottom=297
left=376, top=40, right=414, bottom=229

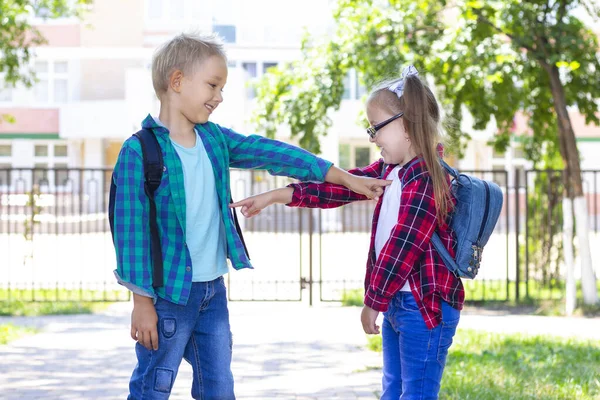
left=0, top=288, right=129, bottom=303
left=341, top=289, right=364, bottom=307
left=0, top=324, right=36, bottom=345
left=365, top=329, right=600, bottom=400
left=342, top=283, right=600, bottom=316
left=0, top=299, right=112, bottom=316
left=463, top=279, right=600, bottom=303
left=0, top=288, right=128, bottom=316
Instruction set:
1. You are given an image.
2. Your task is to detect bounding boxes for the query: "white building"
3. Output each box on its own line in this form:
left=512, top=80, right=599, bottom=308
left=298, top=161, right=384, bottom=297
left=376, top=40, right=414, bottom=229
left=0, top=0, right=599, bottom=184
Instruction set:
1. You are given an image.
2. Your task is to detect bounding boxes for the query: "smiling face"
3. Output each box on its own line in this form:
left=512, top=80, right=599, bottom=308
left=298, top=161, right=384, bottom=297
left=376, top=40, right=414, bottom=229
left=366, top=101, right=415, bottom=166
left=176, top=55, right=228, bottom=124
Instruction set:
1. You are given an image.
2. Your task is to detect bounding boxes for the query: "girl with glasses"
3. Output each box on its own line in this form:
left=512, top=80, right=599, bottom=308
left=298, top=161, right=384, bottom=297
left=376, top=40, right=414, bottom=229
left=230, top=66, right=463, bottom=400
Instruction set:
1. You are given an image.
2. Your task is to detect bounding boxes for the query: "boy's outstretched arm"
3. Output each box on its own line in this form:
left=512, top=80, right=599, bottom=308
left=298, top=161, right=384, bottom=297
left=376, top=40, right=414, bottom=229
left=219, top=126, right=390, bottom=200
left=323, top=165, right=390, bottom=201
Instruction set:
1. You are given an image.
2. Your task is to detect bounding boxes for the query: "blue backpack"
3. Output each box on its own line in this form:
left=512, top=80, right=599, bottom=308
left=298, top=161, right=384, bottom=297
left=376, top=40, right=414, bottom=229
left=430, top=159, right=503, bottom=279
left=396, top=158, right=503, bottom=279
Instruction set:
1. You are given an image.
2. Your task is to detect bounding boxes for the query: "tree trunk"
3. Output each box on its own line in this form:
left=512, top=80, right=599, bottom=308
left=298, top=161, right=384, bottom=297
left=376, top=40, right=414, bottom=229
left=546, top=64, right=598, bottom=306
left=575, top=197, right=598, bottom=304
left=562, top=198, right=576, bottom=315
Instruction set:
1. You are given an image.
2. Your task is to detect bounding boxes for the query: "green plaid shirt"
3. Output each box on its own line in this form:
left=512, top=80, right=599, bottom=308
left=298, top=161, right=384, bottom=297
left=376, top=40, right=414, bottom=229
left=113, top=115, right=332, bottom=304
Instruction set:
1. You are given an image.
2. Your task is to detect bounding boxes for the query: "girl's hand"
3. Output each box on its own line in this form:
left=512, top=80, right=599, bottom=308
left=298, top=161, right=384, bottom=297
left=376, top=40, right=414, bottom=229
left=229, top=188, right=293, bottom=218
left=345, top=175, right=391, bottom=202
left=361, top=305, right=381, bottom=335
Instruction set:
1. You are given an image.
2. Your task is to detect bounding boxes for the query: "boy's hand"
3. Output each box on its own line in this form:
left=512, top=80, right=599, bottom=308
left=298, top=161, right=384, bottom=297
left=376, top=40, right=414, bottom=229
left=361, top=305, right=381, bottom=335
left=230, top=188, right=293, bottom=218
left=345, top=175, right=392, bottom=202
left=131, top=294, right=159, bottom=351
left=324, top=166, right=391, bottom=202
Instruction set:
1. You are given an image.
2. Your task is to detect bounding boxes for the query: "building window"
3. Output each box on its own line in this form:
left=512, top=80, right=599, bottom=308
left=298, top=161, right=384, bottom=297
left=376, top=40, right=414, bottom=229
left=354, top=147, right=371, bottom=167
left=35, top=145, right=48, bottom=157
left=342, top=71, right=351, bottom=100
left=0, top=165, right=11, bottom=186
left=513, top=145, right=525, bottom=159
left=54, top=144, right=68, bottom=157
left=355, top=71, right=366, bottom=99
left=33, top=61, right=69, bottom=104
left=242, top=62, right=257, bottom=99
left=0, top=144, right=11, bottom=157
left=213, top=25, right=236, bottom=43
left=492, top=146, right=506, bottom=158
left=263, top=62, right=278, bottom=74
left=34, top=4, right=52, bottom=18
left=35, top=145, right=49, bottom=157
left=515, top=166, right=526, bottom=187
left=34, top=163, right=49, bottom=185
left=34, top=61, right=50, bottom=102
left=54, top=79, right=68, bottom=103
left=54, top=163, right=69, bottom=187
left=339, top=144, right=351, bottom=170
left=492, top=165, right=507, bottom=187
left=339, top=143, right=373, bottom=169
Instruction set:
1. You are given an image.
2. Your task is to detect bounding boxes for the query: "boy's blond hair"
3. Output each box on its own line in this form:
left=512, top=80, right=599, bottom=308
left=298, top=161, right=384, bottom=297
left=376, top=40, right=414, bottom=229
left=151, top=32, right=227, bottom=99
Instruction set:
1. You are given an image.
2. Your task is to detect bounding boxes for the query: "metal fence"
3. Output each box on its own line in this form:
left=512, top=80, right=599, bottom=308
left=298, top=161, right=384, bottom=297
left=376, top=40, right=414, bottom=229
left=0, top=167, right=598, bottom=305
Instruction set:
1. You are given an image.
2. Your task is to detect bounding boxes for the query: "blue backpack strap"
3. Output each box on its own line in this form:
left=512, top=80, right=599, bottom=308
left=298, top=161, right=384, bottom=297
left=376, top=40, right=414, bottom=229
left=430, top=233, right=461, bottom=277
left=438, top=158, right=459, bottom=179
left=431, top=157, right=461, bottom=277
left=133, top=128, right=164, bottom=289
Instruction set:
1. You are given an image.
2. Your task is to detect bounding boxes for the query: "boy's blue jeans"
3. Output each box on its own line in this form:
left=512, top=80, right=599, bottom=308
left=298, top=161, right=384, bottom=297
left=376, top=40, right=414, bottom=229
left=128, top=277, right=235, bottom=400
left=381, top=291, right=460, bottom=400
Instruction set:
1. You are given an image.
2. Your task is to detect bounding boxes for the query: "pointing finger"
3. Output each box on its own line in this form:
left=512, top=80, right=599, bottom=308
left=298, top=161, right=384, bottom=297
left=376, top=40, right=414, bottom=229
left=229, top=199, right=249, bottom=208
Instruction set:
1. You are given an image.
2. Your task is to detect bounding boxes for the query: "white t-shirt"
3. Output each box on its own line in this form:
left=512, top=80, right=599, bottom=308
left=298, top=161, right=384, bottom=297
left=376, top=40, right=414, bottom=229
left=374, top=166, right=411, bottom=292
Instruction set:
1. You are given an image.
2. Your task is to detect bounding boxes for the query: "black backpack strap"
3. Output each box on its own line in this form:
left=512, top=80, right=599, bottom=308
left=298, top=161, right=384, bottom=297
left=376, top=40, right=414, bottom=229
left=133, top=129, right=164, bottom=288
left=108, top=173, right=117, bottom=243
left=230, top=198, right=250, bottom=259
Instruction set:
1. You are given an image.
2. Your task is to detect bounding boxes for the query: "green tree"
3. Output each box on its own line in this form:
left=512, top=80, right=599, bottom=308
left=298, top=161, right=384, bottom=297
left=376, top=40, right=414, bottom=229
left=0, top=0, right=91, bottom=90
left=252, top=0, right=600, bottom=306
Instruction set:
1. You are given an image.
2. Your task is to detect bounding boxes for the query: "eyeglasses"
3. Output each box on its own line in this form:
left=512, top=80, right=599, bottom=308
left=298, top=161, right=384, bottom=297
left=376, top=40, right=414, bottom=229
left=366, top=112, right=404, bottom=139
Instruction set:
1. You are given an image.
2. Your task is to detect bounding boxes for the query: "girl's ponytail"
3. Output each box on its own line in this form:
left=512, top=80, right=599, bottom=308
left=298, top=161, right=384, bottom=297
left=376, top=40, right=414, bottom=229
left=400, top=76, right=454, bottom=226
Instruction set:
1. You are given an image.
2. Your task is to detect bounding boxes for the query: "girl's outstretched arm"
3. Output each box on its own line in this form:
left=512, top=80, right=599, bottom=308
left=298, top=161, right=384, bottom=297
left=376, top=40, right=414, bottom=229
left=231, top=159, right=392, bottom=215
left=229, top=187, right=293, bottom=218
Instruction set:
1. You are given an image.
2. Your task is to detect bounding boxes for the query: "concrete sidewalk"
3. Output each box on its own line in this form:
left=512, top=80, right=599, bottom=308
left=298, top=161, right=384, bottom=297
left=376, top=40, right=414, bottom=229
left=1, top=301, right=599, bottom=400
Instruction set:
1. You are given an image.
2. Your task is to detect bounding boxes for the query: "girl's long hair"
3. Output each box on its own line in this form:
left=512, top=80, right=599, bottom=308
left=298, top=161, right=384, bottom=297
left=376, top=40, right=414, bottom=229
left=368, top=75, right=454, bottom=225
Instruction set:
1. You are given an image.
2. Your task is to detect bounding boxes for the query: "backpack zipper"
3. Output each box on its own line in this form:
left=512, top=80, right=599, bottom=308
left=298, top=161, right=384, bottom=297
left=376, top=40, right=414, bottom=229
left=477, top=181, right=491, bottom=239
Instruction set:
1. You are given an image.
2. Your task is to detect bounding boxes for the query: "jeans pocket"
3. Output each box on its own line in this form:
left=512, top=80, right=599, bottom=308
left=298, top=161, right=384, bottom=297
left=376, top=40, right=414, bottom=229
left=436, top=316, right=459, bottom=366
left=400, top=293, right=420, bottom=311
left=161, top=318, right=177, bottom=339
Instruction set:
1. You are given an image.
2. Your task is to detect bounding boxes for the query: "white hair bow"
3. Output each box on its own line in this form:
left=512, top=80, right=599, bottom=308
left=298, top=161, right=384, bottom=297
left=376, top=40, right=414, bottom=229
left=388, top=65, right=419, bottom=98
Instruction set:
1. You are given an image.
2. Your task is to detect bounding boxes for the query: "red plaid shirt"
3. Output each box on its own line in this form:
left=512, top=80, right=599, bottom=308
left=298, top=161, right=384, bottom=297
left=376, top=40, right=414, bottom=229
left=287, top=157, right=464, bottom=329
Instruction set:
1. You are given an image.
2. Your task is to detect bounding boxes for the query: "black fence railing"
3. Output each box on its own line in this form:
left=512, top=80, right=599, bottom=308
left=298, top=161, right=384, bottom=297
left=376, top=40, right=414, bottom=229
left=0, top=167, right=598, bottom=305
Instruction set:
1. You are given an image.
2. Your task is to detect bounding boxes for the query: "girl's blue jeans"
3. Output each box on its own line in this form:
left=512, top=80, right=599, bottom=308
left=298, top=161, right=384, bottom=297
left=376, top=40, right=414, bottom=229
left=381, top=291, right=460, bottom=400
left=128, top=277, right=235, bottom=400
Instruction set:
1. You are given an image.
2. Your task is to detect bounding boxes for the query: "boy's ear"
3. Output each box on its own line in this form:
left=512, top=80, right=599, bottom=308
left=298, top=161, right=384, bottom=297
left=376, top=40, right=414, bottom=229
left=170, top=70, right=184, bottom=93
